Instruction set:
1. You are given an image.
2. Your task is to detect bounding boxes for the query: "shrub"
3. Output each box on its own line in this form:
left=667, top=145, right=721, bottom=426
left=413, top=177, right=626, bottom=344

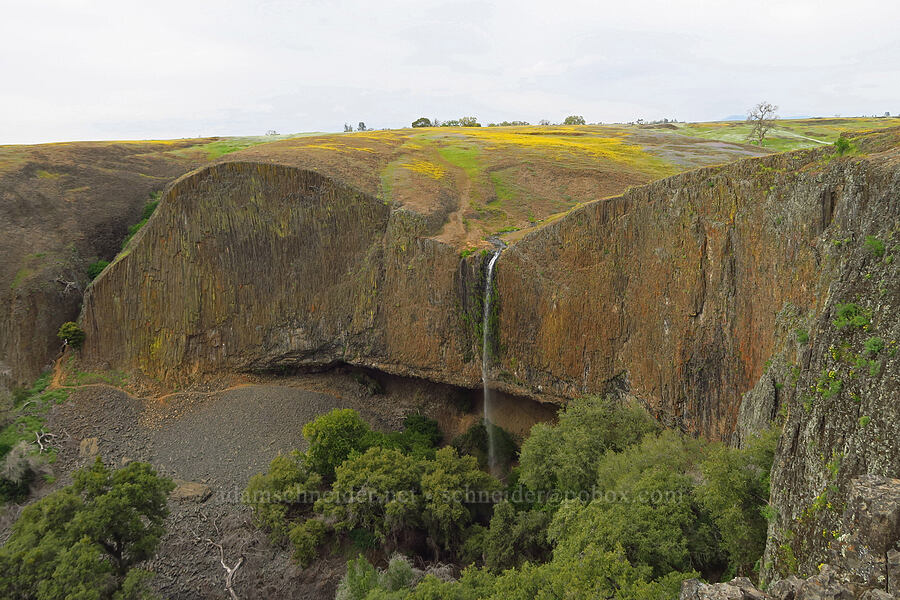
left=317, top=446, right=424, bottom=543
left=2, top=441, right=41, bottom=483
left=795, top=328, right=809, bottom=345
left=57, top=321, right=86, bottom=348
left=555, top=431, right=719, bottom=579
left=451, top=421, right=517, bottom=472
left=864, top=235, right=886, bottom=258
left=378, top=554, right=421, bottom=591
left=335, top=555, right=379, bottom=600
left=0, top=442, right=38, bottom=504
left=815, top=370, right=842, bottom=399
left=489, top=545, right=693, bottom=600
left=243, top=451, right=322, bottom=541
left=289, top=518, right=328, bottom=566
left=402, top=414, right=442, bottom=447
left=832, top=303, right=871, bottom=330
left=87, top=260, right=110, bottom=280
left=697, top=426, right=778, bottom=576
left=352, top=372, right=383, bottom=395
left=482, top=501, right=551, bottom=570
left=302, top=408, right=371, bottom=479
left=834, top=136, right=852, bottom=155
left=518, top=395, right=659, bottom=495
left=864, top=336, right=885, bottom=356
left=349, top=527, right=378, bottom=551
left=419, top=447, right=499, bottom=553
left=367, top=413, right=443, bottom=459
left=121, top=199, right=160, bottom=250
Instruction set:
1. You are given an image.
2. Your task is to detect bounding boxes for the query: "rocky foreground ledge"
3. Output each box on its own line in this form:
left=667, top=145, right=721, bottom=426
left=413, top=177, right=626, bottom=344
left=683, top=476, right=900, bottom=599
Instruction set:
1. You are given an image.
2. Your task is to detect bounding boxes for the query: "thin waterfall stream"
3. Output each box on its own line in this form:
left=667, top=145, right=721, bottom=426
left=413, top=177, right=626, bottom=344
left=481, top=241, right=505, bottom=475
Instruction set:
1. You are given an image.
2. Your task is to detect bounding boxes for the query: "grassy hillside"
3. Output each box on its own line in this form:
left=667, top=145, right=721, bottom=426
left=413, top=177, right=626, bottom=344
left=670, top=116, right=900, bottom=152
left=226, top=125, right=771, bottom=249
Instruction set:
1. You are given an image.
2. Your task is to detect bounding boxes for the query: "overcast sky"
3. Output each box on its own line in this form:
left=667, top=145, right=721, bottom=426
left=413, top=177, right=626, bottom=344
left=2, top=0, right=898, bottom=144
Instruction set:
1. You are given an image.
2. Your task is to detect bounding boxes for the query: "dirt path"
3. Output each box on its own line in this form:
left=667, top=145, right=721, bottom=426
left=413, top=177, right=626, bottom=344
left=775, top=128, right=830, bottom=144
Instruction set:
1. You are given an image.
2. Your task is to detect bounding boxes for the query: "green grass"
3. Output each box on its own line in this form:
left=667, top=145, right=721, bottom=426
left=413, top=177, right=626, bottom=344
left=1, top=372, right=69, bottom=475
left=490, top=172, right=517, bottom=202
left=65, top=369, right=128, bottom=387
left=171, top=133, right=323, bottom=160
left=435, top=142, right=483, bottom=181
left=10, top=268, right=32, bottom=290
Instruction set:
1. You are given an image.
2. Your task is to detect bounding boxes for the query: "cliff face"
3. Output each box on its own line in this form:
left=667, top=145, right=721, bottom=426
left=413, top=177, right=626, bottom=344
left=4, top=126, right=769, bottom=392
left=0, top=139, right=225, bottom=390
left=495, top=150, right=833, bottom=438
left=82, top=162, right=486, bottom=387
left=757, top=143, right=900, bottom=581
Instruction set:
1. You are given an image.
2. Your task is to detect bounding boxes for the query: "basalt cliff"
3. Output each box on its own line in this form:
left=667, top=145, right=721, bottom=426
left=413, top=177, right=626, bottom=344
left=78, top=128, right=900, bottom=578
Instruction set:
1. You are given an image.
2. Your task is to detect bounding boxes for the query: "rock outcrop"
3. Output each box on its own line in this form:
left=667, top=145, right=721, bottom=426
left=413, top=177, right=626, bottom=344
left=684, top=477, right=900, bottom=599
left=81, top=162, right=488, bottom=387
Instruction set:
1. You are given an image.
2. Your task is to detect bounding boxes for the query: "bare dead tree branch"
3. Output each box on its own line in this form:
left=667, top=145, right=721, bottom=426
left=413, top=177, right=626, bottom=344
left=194, top=512, right=244, bottom=600
left=35, top=430, right=57, bottom=453
left=54, top=276, right=81, bottom=295
left=206, top=538, right=244, bottom=600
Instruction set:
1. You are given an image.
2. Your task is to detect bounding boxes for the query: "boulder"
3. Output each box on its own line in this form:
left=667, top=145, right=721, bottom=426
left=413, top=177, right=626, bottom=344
left=830, top=477, right=900, bottom=590
left=170, top=479, right=212, bottom=503
left=769, top=576, right=804, bottom=600
left=680, top=577, right=768, bottom=600
left=796, top=565, right=858, bottom=600
left=78, top=437, right=99, bottom=458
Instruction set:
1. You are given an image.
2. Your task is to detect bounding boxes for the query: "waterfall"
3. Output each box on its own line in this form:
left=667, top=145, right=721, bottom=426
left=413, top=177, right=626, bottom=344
left=482, top=244, right=503, bottom=475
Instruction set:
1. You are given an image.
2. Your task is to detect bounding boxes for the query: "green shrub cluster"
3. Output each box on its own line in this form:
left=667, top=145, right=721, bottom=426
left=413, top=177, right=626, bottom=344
left=328, top=396, right=780, bottom=598
left=317, top=446, right=498, bottom=555
left=864, top=336, right=885, bottom=356
left=87, top=260, right=109, bottom=280
left=864, top=235, right=885, bottom=258
left=245, top=409, right=483, bottom=563
left=451, top=421, right=518, bottom=472
left=0, top=458, right=173, bottom=600
left=121, top=197, right=160, bottom=250
left=57, top=321, right=86, bottom=348
left=518, top=395, right=659, bottom=494
left=338, top=545, right=691, bottom=600
left=834, top=136, right=853, bottom=155
left=832, top=302, right=872, bottom=330
left=243, top=451, right=322, bottom=540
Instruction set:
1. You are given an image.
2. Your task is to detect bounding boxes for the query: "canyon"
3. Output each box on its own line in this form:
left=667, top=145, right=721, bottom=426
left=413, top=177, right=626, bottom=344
left=4, top=124, right=899, bottom=583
